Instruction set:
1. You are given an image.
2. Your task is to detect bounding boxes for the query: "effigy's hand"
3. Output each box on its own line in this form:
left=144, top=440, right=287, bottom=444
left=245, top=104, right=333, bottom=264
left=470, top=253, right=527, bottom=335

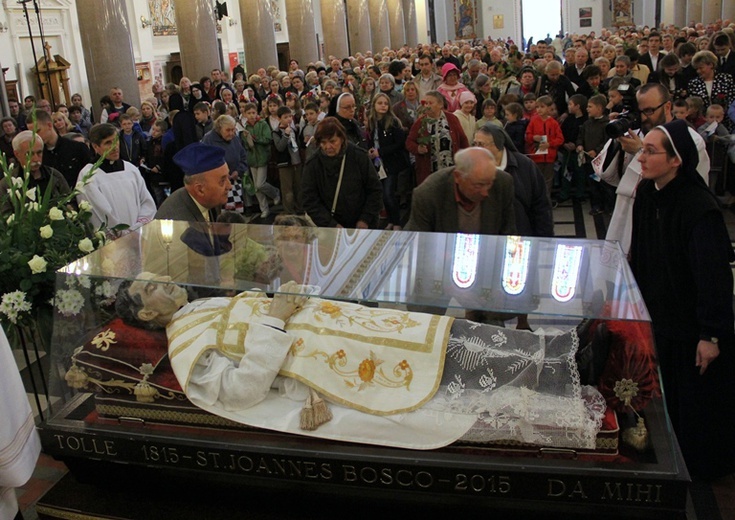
left=269, top=281, right=309, bottom=322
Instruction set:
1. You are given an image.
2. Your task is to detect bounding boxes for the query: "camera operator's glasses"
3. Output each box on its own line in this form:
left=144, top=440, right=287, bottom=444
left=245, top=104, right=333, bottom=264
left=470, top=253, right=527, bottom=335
left=639, top=101, right=667, bottom=117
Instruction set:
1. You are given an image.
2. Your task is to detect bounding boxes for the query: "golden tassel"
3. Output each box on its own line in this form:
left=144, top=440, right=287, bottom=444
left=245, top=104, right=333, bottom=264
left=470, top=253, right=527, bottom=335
left=622, top=416, right=650, bottom=452
left=300, top=393, right=316, bottom=430
left=310, top=389, right=333, bottom=427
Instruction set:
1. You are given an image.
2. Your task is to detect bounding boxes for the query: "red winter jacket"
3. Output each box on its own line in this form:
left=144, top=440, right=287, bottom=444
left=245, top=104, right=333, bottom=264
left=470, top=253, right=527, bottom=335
left=524, top=114, right=564, bottom=164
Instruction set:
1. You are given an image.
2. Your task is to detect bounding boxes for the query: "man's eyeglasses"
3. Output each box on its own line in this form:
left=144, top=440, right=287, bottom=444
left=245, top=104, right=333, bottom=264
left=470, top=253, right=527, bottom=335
left=639, top=101, right=667, bottom=117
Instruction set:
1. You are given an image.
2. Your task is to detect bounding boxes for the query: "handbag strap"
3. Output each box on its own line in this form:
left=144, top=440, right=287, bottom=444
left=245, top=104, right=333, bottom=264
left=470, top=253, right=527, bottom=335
left=331, top=155, right=347, bottom=216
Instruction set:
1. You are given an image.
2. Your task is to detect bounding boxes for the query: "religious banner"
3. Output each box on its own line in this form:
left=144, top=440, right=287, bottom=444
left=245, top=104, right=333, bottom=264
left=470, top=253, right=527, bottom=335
left=612, top=0, right=633, bottom=27
left=454, top=0, right=478, bottom=40
left=148, top=0, right=177, bottom=36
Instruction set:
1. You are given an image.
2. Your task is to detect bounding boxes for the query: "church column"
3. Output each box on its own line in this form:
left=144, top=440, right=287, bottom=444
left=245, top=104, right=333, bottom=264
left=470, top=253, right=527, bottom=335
left=686, top=0, right=703, bottom=25
left=402, top=0, right=418, bottom=48
left=239, top=0, right=279, bottom=72
left=346, top=0, right=372, bottom=56
left=723, top=0, right=735, bottom=20
left=173, top=0, right=220, bottom=81
left=368, top=0, right=391, bottom=52
left=702, top=0, right=723, bottom=24
left=674, top=1, right=687, bottom=27
left=285, top=0, right=319, bottom=67
left=75, top=0, right=140, bottom=113
left=387, top=0, right=406, bottom=49
left=320, top=0, right=350, bottom=60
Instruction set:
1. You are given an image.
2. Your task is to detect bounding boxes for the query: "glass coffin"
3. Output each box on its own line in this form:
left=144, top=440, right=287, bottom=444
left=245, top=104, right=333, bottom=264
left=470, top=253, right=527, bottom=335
left=40, top=221, right=687, bottom=519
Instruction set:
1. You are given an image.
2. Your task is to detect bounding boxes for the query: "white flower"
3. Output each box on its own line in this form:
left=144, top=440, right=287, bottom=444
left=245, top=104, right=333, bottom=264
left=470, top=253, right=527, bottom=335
left=39, top=225, right=54, bottom=239
left=95, top=280, right=116, bottom=299
left=78, top=200, right=91, bottom=212
left=75, top=181, right=86, bottom=191
left=28, top=255, right=47, bottom=274
left=54, top=289, right=85, bottom=317
left=26, top=187, right=36, bottom=202
left=11, top=177, right=23, bottom=188
left=78, top=275, right=91, bottom=289
left=78, top=238, right=94, bottom=254
left=25, top=202, right=39, bottom=212
left=48, top=207, right=64, bottom=220
left=6, top=214, right=14, bottom=225
left=0, top=291, right=32, bottom=324
left=66, top=210, right=78, bottom=220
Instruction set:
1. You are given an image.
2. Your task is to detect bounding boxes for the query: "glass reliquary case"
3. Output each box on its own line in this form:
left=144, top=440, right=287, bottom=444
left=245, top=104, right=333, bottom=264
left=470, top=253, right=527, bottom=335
left=40, top=220, right=688, bottom=519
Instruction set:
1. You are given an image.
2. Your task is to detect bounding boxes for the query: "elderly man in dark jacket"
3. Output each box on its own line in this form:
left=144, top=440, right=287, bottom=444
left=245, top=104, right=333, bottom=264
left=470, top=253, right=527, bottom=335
left=405, top=147, right=515, bottom=235
left=472, top=124, right=553, bottom=237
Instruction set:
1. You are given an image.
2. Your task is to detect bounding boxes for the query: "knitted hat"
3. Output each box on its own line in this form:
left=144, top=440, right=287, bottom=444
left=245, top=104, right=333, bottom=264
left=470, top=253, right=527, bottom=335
left=458, top=91, right=477, bottom=106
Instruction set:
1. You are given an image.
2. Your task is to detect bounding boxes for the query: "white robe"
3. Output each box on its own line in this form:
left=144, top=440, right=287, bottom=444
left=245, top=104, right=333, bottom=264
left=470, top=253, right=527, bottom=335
left=0, top=326, right=41, bottom=520
left=76, top=160, right=156, bottom=230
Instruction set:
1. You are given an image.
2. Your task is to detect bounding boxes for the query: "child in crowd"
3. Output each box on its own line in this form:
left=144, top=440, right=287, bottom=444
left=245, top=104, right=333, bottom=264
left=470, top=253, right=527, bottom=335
left=285, top=92, right=303, bottom=128
left=263, top=95, right=283, bottom=130
left=558, top=94, right=588, bottom=203
left=503, top=102, right=527, bottom=153
left=522, top=93, right=537, bottom=119
left=125, top=107, right=146, bottom=137
left=68, top=105, right=91, bottom=137
left=300, top=102, right=321, bottom=162
left=318, top=92, right=331, bottom=116
left=118, top=114, right=146, bottom=167
left=577, top=94, right=611, bottom=215
left=671, top=99, right=690, bottom=122
left=241, top=102, right=280, bottom=219
left=453, top=91, right=477, bottom=143
left=605, top=87, right=625, bottom=115
left=525, top=95, right=564, bottom=200
left=272, top=106, right=302, bottom=214
left=211, top=101, right=227, bottom=120
left=685, top=96, right=706, bottom=129
left=476, top=98, right=502, bottom=129
left=698, top=103, right=732, bottom=195
left=698, top=104, right=730, bottom=139
left=142, top=119, right=168, bottom=206
left=193, top=102, right=213, bottom=141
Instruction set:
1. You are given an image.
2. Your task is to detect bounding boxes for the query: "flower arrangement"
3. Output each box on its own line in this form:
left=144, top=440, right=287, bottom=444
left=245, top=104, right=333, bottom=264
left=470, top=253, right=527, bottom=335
left=0, top=139, right=117, bottom=333
left=415, top=100, right=437, bottom=146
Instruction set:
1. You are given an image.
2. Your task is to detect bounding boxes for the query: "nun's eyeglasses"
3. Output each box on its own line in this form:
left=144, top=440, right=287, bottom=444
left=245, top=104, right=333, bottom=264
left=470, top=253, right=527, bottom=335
left=639, top=148, right=667, bottom=157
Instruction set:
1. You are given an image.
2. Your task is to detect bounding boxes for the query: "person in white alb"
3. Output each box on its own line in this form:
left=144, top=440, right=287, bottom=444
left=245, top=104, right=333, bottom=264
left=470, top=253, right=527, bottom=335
left=0, top=325, right=41, bottom=520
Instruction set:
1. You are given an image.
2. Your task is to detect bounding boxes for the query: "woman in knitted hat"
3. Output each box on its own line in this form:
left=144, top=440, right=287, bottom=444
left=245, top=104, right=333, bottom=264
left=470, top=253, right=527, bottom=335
left=437, top=62, right=470, bottom=112
left=630, top=118, right=735, bottom=479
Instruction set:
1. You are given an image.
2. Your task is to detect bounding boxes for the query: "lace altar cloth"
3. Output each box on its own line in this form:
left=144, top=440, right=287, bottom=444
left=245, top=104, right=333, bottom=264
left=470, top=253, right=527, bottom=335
left=425, top=320, right=605, bottom=450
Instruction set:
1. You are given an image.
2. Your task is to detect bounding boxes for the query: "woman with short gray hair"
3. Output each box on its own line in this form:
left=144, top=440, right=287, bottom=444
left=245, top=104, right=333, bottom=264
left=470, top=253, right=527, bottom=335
left=202, top=115, right=252, bottom=213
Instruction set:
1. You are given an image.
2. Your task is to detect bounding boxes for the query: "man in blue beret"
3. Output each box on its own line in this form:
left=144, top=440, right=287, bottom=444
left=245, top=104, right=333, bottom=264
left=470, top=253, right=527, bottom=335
left=156, top=142, right=232, bottom=222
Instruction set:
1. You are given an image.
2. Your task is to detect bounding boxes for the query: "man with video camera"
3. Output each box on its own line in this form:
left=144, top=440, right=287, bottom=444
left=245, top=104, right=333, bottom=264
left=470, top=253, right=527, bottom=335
left=593, top=83, right=710, bottom=255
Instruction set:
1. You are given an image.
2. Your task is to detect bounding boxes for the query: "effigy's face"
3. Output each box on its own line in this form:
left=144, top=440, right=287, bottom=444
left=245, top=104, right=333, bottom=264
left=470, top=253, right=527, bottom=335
left=129, top=273, right=189, bottom=324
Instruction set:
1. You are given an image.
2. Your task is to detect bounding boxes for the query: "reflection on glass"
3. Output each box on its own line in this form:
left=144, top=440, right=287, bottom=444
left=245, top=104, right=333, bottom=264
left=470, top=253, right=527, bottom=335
left=451, top=233, right=479, bottom=289
left=160, top=219, right=174, bottom=244
left=551, top=244, right=583, bottom=303
left=502, top=236, right=530, bottom=296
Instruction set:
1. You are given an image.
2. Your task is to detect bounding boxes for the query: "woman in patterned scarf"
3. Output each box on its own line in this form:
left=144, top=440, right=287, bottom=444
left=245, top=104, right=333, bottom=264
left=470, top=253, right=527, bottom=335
left=406, top=91, right=469, bottom=186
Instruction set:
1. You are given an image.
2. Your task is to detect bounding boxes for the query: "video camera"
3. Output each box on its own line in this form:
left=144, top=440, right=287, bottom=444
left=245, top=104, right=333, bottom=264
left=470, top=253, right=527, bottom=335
left=605, top=109, right=640, bottom=139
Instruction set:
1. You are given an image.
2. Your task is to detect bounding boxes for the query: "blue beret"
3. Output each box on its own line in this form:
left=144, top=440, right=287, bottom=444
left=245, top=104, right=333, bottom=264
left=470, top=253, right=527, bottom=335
left=173, top=142, right=226, bottom=176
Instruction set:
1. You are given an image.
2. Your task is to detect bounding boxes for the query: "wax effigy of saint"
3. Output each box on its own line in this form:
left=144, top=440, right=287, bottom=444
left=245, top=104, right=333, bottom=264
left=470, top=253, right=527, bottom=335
left=109, top=275, right=607, bottom=450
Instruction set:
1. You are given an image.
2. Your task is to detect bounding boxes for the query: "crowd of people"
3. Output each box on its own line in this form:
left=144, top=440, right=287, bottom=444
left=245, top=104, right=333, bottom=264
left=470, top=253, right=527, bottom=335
left=2, top=18, right=735, bottom=483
